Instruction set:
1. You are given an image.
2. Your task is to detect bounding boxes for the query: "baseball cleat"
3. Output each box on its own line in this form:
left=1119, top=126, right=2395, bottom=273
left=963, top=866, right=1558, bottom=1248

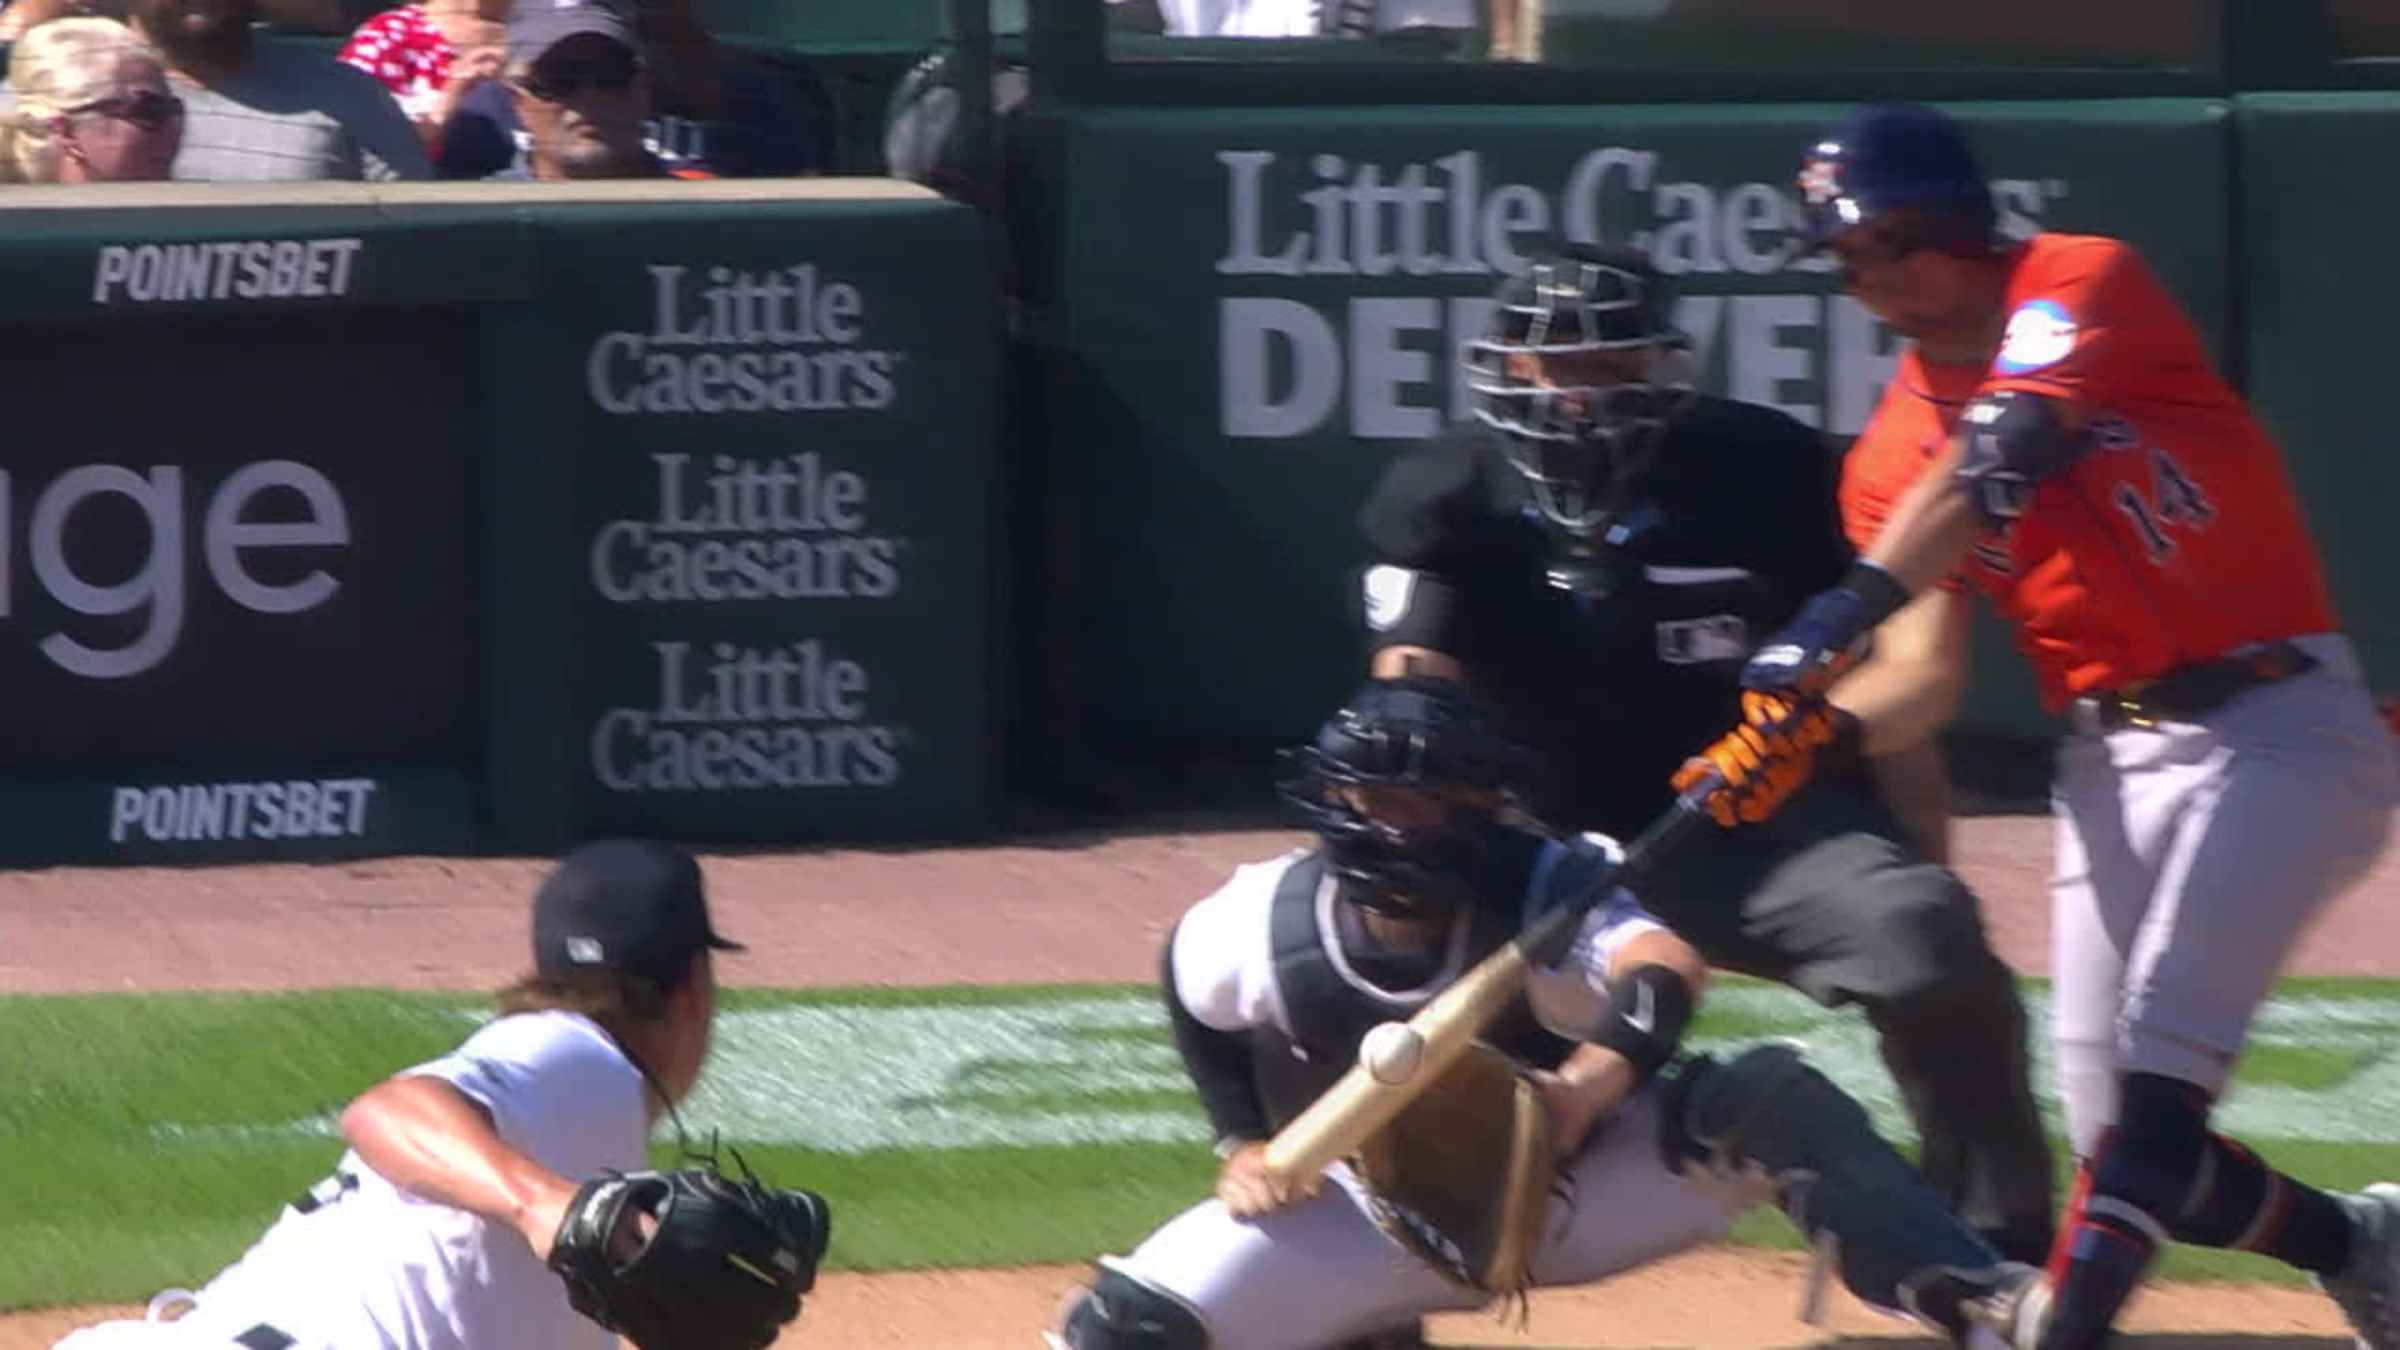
left=1900, top=1261, right=2046, bottom=1350
left=2320, top=1182, right=2400, bottom=1350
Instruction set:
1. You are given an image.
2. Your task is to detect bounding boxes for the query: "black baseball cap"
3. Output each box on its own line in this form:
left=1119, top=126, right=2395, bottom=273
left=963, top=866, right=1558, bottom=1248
left=532, top=839, right=743, bottom=983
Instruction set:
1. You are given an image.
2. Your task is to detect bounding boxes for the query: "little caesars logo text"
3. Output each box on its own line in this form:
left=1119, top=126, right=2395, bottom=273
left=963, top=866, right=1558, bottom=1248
left=592, top=452, right=900, bottom=603
left=1214, top=148, right=2065, bottom=438
left=587, top=264, right=901, bottom=415
left=593, top=639, right=901, bottom=792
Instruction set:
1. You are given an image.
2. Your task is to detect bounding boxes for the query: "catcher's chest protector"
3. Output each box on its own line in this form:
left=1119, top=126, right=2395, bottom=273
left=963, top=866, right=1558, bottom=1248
left=1250, top=852, right=1576, bottom=1130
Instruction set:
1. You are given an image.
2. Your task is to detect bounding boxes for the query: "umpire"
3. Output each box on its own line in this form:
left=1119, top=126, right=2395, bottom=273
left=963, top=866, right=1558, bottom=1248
left=1353, top=240, right=2055, bottom=1263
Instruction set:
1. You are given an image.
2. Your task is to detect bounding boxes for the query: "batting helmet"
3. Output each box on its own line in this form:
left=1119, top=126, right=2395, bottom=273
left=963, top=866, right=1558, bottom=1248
left=1463, top=242, right=1694, bottom=541
left=1276, top=679, right=1538, bottom=919
left=1794, top=103, right=1996, bottom=253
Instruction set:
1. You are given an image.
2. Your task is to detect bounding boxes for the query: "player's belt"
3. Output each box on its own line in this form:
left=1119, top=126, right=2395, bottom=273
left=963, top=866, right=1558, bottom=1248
left=2075, top=640, right=2319, bottom=732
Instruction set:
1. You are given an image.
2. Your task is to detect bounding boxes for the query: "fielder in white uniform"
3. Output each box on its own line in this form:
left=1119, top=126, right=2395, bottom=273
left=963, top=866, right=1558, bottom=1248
left=1050, top=679, right=2042, bottom=1350
left=53, top=839, right=742, bottom=1350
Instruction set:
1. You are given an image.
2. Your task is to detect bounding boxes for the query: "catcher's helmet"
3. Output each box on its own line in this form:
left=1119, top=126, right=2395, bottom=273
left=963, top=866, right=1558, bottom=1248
left=1463, top=242, right=1694, bottom=543
left=1795, top=103, right=1996, bottom=253
left=1277, top=679, right=1537, bottom=919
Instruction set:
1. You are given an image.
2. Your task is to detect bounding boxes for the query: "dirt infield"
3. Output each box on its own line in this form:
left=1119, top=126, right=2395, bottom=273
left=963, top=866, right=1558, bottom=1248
left=4, top=809, right=2396, bottom=1347
left=3, top=1253, right=2357, bottom=1350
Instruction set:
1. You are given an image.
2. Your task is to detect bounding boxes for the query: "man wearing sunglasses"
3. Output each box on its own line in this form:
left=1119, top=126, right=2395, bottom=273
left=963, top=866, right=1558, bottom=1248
left=500, top=4, right=658, bottom=180
left=1699, top=101, right=2400, bottom=1350
left=434, top=0, right=828, bottom=182
left=1349, top=239, right=2059, bottom=1277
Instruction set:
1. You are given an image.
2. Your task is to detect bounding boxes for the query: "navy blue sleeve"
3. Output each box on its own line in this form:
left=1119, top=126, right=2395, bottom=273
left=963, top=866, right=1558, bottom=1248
left=664, top=54, right=834, bottom=177
left=1358, top=431, right=1487, bottom=573
left=434, top=81, right=517, bottom=180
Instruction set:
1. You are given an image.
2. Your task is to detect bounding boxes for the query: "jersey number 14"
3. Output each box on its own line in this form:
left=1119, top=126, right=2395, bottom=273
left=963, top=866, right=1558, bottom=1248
left=2111, top=448, right=2215, bottom=563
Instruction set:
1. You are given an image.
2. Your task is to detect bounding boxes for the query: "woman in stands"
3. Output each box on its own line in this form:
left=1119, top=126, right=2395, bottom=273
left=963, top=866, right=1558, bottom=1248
left=0, top=15, right=182, bottom=182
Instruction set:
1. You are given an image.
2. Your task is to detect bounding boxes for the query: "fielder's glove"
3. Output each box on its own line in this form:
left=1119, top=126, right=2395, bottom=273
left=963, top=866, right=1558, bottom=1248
left=548, top=1160, right=831, bottom=1350
left=1351, top=1041, right=1552, bottom=1297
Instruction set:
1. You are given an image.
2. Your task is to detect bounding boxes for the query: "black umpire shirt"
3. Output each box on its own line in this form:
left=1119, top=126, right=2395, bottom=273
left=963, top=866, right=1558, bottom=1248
left=1357, top=397, right=1852, bottom=837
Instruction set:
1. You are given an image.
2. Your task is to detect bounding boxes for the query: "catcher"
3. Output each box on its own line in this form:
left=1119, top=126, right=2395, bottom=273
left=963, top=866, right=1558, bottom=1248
left=1048, top=680, right=2035, bottom=1350
left=52, top=839, right=829, bottom=1350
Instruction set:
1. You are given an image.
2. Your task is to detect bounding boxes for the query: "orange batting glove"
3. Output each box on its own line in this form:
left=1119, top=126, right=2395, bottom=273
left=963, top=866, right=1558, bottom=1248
left=1671, top=694, right=1855, bottom=828
left=1740, top=691, right=1851, bottom=754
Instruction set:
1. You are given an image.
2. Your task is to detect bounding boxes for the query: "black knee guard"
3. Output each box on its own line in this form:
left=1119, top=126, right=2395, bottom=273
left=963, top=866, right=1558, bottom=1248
left=1055, top=1263, right=1210, bottom=1349
left=1659, top=1043, right=2004, bottom=1315
left=2092, top=1072, right=2211, bottom=1246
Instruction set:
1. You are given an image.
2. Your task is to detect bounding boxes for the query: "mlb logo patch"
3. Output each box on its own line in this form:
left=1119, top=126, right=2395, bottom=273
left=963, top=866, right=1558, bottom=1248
left=1995, top=299, right=2078, bottom=374
left=1362, top=565, right=1416, bottom=632
left=1656, top=615, right=1747, bottom=665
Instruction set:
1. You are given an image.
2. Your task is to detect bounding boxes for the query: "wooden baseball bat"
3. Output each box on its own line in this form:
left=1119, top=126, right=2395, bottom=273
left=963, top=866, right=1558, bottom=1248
left=1261, top=783, right=1717, bottom=1192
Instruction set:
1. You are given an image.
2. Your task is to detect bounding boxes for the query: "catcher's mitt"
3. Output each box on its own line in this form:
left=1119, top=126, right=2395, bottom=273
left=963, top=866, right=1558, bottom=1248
left=1351, top=1040, right=1552, bottom=1296
left=548, top=1159, right=832, bottom=1350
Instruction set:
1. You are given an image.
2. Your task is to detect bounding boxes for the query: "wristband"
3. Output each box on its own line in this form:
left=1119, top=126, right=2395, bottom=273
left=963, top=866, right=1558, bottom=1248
left=1839, top=559, right=1912, bottom=631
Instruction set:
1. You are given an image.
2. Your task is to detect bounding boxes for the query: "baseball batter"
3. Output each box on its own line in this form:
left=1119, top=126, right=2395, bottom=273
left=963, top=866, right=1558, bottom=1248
left=1697, top=102, right=2400, bottom=1350
left=1356, top=240, right=2054, bottom=1264
left=1048, top=680, right=2037, bottom=1350
left=51, top=839, right=819, bottom=1350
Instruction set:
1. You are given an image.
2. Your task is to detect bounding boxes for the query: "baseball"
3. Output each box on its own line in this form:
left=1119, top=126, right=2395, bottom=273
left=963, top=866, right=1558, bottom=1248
left=1359, top=1021, right=1425, bottom=1084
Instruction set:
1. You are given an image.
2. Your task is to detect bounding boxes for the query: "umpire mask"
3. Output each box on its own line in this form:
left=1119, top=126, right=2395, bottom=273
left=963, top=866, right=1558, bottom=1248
left=1465, top=244, right=1696, bottom=551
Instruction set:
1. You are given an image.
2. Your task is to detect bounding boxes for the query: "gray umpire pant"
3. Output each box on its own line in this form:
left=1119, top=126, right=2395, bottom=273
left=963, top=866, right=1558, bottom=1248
left=1632, top=775, right=2058, bottom=1263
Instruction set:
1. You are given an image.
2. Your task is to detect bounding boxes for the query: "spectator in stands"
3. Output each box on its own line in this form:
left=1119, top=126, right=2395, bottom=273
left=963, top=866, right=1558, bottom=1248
left=128, top=0, right=429, bottom=180
left=0, top=16, right=181, bottom=180
left=436, top=0, right=829, bottom=180
left=500, top=2, right=660, bottom=179
left=338, top=0, right=507, bottom=155
left=1, top=0, right=343, bottom=41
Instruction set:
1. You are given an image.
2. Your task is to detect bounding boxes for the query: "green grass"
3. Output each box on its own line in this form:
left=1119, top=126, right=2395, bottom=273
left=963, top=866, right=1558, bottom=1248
left=724, top=1141, right=1215, bottom=1269
left=5, top=978, right=2399, bottom=1308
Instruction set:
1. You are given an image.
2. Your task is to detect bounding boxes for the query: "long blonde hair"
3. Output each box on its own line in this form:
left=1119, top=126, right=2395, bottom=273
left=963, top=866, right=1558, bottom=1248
left=0, top=17, right=166, bottom=183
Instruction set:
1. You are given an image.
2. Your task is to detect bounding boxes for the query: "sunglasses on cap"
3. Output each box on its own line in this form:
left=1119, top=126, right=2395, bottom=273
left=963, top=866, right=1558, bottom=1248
left=515, top=49, right=641, bottom=102
left=65, top=89, right=183, bottom=131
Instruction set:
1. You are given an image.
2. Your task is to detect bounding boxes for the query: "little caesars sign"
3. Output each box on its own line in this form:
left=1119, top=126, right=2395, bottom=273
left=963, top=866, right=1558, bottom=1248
left=583, top=259, right=911, bottom=799
left=1213, top=147, right=2066, bottom=439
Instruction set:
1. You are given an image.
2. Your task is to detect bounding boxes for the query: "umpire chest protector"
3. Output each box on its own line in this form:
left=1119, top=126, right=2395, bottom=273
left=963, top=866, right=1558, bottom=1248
left=1361, top=413, right=1852, bottom=832
left=1249, top=852, right=1576, bottom=1129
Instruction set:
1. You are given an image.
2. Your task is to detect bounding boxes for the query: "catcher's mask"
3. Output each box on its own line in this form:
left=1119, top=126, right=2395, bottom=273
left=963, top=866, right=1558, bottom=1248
left=1464, top=242, right=1695, bottom=543
left=1275, top=680, right=1537, bottom=919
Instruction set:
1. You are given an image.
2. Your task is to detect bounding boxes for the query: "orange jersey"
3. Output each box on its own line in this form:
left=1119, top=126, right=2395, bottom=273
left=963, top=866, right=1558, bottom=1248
left=1841, top=233, right=2337, bottom=707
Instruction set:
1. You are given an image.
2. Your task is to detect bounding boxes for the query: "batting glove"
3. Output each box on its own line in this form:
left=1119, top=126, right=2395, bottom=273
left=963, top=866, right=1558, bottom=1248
left=1741, top=562, right=1912, bottom=701
left=1671, top=693, right=1858, bottom=828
